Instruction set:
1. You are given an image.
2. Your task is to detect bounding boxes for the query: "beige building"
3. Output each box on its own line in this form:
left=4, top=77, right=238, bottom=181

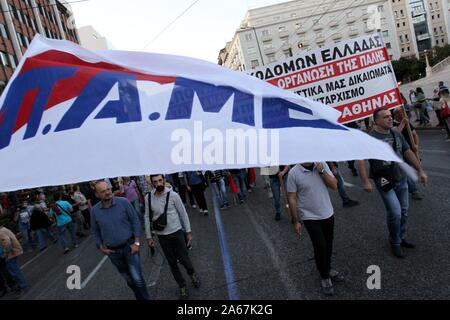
left=78, top=25, right=114, bottom=51
left=219, top=0, right=450, bottom=71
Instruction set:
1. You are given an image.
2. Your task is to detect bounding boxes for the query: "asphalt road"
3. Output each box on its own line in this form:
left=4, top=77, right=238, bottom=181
left=3, top=129, right=450, bottom=300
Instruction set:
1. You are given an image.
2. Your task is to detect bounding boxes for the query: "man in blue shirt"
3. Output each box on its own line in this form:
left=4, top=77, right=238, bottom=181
left=90, top=181, right=149, bottom=300
left=49, top=193, right=79, bottom=254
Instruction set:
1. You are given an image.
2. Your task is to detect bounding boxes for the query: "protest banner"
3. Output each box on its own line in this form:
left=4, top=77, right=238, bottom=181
left=248, top=33, right=401, bottom=123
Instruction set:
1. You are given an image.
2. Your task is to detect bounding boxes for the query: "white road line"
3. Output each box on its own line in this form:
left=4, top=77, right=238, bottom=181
left=20, top=248, right=48, bottom=270
left=81, top=256, right=108, bottom=289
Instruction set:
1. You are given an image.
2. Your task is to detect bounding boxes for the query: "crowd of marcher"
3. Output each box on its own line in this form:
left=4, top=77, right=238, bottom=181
left=1, top=81, right=446, bottom=299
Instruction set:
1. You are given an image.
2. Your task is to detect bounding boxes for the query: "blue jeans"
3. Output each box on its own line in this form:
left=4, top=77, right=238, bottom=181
left=231, top=172, right=247, bottom=200
left=407, top=176, right=418, bottom=194
left=108, top=245, right=150, bottom=300
left=57, top=222, right=78, bottom=250
left=335, top=170, right=350, bottom=203
left=269, top=176, right=286, bottom=215
left=36, top=228, right=57, bottom=250
left=6, top=257, right=27, bottom=289
left=19, top=222, right=32, bottom=250
left=376, top=177, right=409, bottom=246
left=211, top=179, right=229, bottom=206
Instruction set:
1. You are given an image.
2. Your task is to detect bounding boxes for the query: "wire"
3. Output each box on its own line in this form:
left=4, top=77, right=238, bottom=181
left=142, top=0, right=202, bottom=50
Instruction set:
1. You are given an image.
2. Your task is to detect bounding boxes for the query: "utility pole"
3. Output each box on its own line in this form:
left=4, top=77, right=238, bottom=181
left=252, top=27, right=265, bottom=66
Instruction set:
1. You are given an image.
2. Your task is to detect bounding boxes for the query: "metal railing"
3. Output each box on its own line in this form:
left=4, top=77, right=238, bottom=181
left=431, top=56, right=450, bottom=74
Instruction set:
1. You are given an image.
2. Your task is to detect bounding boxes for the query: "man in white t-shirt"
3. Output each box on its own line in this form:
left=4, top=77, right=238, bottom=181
left=287, top=162, right=344, bottom=296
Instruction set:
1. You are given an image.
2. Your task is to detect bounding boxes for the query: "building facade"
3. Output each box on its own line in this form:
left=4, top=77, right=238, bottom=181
left=0, top=0, right=79, bottom=87
left=219, top=0, right=450, bottom=71
left=78, top=25, right=114, bottom=51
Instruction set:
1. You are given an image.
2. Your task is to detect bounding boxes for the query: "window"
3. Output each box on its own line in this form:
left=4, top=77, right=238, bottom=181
left=17, top=33, right=24, bottom=47
left=397, top=23, right=400, bottom=28
left=394, top=11, right=398, bottom=18
left=382, top=30, right=389, bottom=37
left=386, top=42, right=392, bottom=48
left=403, top=22, right=406, bottom=26
left=251, top=60, right=259, bottom=68
left=442, top=38, right=445, bottom=43
left=400, top=9, right=403, bottom=16
left=438, top=14, right=440, bottom=18
left=247, top=47, right=256, bottom=54
left=267, top=54, right=276, bottom=63
left=432, top=15, right=435, bottom=20
left=290, top=13, right=297, bottom=17
left=435, top=27, right=438, bottom=35
left=402, top=48, right=405, bottom=52
left=405, top=34, right=409, bottom=41
left=399, top=35, right=403, bottom=43
left=440, top=26, right=444, bottom=33
left=244, top=33, right=252, bottom=41
left=262, top=30, right=270, bottom=37
left=0, top=51, right=9, bottom=66
left=283, top=48, right=292, bottom=58
left=8, top=54, right=16, bottom=68
left=407, top=46, right=410, bottom=51
left=278, top=26, right=286, bottom=32
left=0, top=23, right=7, bottom=38
left=437, top=40, right=440, bottom=45
left=378, top=5, right=384, bottom=12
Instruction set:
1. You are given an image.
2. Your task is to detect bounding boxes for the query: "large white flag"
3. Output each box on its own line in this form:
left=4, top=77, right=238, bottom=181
left=0, top=35, right=401, bottom=191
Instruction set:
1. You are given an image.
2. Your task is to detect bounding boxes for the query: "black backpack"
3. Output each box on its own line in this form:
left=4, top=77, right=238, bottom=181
left=369, top=130, right=398, bottom=192
left=147, top=191, right=170, bottom=231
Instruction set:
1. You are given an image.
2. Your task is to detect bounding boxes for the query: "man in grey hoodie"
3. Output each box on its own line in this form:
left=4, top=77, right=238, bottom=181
left=144, top=174, right=200, bottom=299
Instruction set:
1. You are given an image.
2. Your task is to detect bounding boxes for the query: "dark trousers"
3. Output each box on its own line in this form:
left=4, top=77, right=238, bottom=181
left=158, top=230, right=195, bottom=288
left=179, top=185, right=195, bottom=206
left=190, top=184, right=208, bottom=211
left=81, top=209, right=91, bottom=229
left=304, top=216, right=335, bottom=279
left=0, top=258, right=15, bottom=291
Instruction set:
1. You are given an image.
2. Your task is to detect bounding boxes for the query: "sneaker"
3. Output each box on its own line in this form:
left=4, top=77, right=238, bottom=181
left=203, top=210, right=208, bottom=216
left=400, top=240, right=415, bottom=249
left=275, top=213, right=281, bottom=221
left=247, top=189, right=252, bottom=193
left=63, top=248, right=70, bottom=254
left=220, top=205, right=226, bottom=210
left=225, top=203, right=231, bottom=209
left=239, top=199, right=244, bottom=204
left=199, top=209, right=204, bottom=214
left=343, top=199, right=359, bottom=208
left=192, top=204, right=197, bottom=209
left=320, top=278, right=334, bottom=296
left=39, top=246, right=47, bottom=252
left=329, top=270, right=345, bottom=282
left=74, top=244, right=79, bottom=248
left=190, top=274, right=200, bottom=288
left=411, top=192, right=423, bottom=200
left=179, top=286, right=188, bottom=299
left=187, top=243, right=193, bottom=250
left=391, top=245, right=406, bottom=258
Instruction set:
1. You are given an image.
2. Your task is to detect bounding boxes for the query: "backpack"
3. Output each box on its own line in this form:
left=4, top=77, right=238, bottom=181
left=50, top=202, right=70, bottom=216
left=147, top=191, right=170, bottom=231
left=369, top=130, right=398, bottom=192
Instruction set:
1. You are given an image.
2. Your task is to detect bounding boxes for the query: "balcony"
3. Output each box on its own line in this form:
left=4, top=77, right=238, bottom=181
left=281, top=41, right=291, bottom=49
left=349, top=28, right=359, bottom=36
left=316, top=35, right=326, bottom=43
left=264, top=46, right=276, bottom=54
left=313, top=23, right=324, bottom=31
left=329, top=20, right=339, bottom=27
left=331, top=32, right=342, bottom=40
left=296, top=27, right=306, bottom=35
left=279, top=30, right=289, bottom=38
left=261, top=34, right=273, bottom=42
left=417, top=33, right=430, bottom=41
left=365, top=26, right=375, bottom=33
left=362, top=13, right=369, bottom=20
left=346, top=15, right=357, bottom=24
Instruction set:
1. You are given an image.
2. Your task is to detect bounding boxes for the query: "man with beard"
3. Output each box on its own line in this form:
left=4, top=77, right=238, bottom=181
left=144, top=174, right=199, bottom=299
left=90, top=181, right=149, bottom=300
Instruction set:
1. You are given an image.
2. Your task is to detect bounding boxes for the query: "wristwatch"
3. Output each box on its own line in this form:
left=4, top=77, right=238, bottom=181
left=134, top=241, right=141, bottom=246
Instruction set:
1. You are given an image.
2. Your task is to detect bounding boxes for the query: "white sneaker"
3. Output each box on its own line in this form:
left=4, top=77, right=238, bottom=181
left=199, top=209, right=204, bottom=214
left=192, top=204, right=197, bottom=209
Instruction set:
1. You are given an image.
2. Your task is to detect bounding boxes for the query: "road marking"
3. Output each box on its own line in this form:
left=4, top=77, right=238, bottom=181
left=81, top=256, right=108, bottom=289
left=20, top=247, right=48, bottom=270
left=212, top=193, right=240, bottom=300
